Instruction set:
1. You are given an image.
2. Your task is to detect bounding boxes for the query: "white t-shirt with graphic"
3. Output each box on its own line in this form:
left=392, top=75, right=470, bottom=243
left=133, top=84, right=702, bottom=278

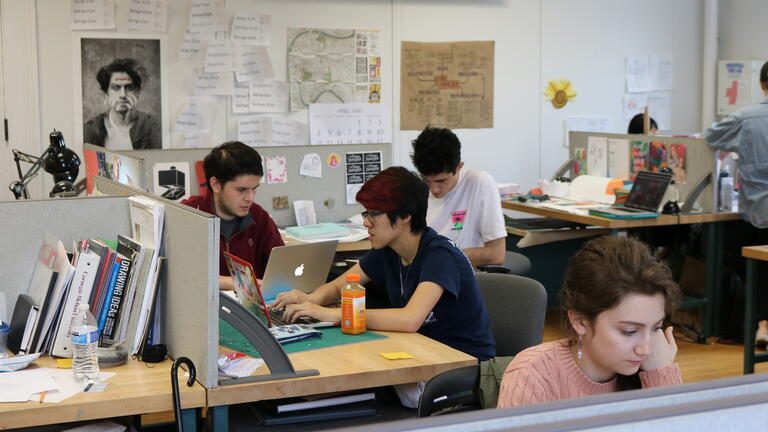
left=426, top=169, right=506, bottom=249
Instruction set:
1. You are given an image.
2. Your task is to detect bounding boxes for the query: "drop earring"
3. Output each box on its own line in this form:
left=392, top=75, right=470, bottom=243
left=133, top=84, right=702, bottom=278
left=577, top=335, right=583, bottom=360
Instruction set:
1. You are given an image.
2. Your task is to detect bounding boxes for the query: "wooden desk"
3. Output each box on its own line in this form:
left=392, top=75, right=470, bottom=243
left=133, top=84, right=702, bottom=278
left=502, top=200, right=680, bottom=229
left=742, top=245, right=768, bottom=374
left=0, top=357, right=207, bottom=430
left=206, top=332, right=476, bottom=430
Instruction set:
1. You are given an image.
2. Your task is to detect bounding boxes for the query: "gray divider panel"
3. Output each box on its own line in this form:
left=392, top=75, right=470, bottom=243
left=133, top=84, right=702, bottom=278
left=0, top=196, right=132, bottom=325
left=568, top=132, right=715, bottom=212
left=94, top=176, right=220, bottom=389
left=120, top=143, right=391, bottom=227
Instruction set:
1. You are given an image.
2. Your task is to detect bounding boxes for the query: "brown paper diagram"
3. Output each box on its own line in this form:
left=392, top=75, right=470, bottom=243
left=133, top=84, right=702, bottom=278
left=400, top=41, right=494, bottom=130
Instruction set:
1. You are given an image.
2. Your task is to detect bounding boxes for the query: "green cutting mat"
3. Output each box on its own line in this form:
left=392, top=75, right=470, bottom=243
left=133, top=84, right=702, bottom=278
left=219, top=319, right=388, bottom=358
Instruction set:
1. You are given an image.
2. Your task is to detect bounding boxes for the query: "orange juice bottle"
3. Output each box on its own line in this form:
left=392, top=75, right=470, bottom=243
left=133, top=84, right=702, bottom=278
left=341, top=273, right=366, bottom=334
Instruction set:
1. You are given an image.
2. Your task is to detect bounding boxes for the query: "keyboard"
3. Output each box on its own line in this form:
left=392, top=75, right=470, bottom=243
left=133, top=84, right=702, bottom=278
left=267, top=307, right=319, bottom=327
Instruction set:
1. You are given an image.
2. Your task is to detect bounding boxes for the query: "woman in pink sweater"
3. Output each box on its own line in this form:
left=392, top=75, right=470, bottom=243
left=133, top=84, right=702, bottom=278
left=497, top=236, right=683, bottom=408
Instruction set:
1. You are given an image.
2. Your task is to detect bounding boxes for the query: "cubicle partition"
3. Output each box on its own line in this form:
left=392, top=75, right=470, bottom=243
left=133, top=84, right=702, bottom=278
left=85, top=142, right=391, bottom=227
left=93, top=176, right=220, bottom=389
left=569, top=132, right=717, bottom=213
left=346, top=373, right=768, bottom=432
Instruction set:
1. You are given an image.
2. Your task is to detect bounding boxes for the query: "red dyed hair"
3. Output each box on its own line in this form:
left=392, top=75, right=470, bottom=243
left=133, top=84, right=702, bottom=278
left=356, top=167, right=428, bottom=233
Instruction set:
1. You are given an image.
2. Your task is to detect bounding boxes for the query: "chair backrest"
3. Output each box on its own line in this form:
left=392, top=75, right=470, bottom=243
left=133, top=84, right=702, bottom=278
left=475, top=272, right=547, bottom=357
left=417, top=365, right=480, bottom=418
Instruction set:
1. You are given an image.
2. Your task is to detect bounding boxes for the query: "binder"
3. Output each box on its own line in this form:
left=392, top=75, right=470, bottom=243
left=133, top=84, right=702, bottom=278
left=8, top=294, right=36, bottom=355
left=51, top=249, right=100, bottom=358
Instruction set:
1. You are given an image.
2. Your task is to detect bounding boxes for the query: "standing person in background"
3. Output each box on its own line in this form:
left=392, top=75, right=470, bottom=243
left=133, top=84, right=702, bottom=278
left=182, top=141, right=284, bottom=291
left=84, top=58, right=161, bottom=150
left=497, top=236, right=682, bottom=408
left=410, top=126, right=507, bottom=268
left=706, top=60, right=768, bottom=347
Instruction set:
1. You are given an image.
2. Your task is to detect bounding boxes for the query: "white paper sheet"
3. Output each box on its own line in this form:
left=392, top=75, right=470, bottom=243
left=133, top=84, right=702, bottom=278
left=249, top=81, right=289, bottom=113
left=127, top=0, right=166, bottom=32
left=623, top=93, right=649, bottom=122
left=231, top=13, right=271, bottom=46
left=309, top=103, right=392, bottom=145
left=29, top=369, right=116, bottom=404
left=265, top=156, right=288, bottom=184
left=204, top=41, right=236, bottom=73
left=650, top=54, right=673, bottom=91
left=188, top=0, right=226, bottom=34
left=648, top=92, right=672, bottom=131
left=175, top=98, right=213, bottom=132
left=71, top=0, right=115, bottom=30
left=587, top=136, right=608, bottom=177
left=626, top=55, right=651, bottom=93
left=607, top=138, right=630, bottom=179
left=233, top=82, right=250, bottom=114
left=0, top=368, right=59, bottom=403
left=235, top=45, right=274, bottom=83
left=272, top=118, right=308, bottom=146
left=184, top=132, right=212, bottom=149
left=299, top=153, right=322, bottom=178
left=194, top=71, right=235, bottom=96
left=238, top=115, right=272, bottom=147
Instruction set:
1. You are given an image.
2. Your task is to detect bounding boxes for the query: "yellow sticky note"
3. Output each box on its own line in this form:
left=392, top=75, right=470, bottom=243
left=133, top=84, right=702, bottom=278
left=380, top=352, right=414, bottom=360
left=56, top=358, right=73, bottom=368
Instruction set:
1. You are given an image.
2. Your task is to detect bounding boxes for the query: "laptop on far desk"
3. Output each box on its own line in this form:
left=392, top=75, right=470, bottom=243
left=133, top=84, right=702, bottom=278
left=588, top=171, right=672, bottom=219
left=260, top=240, right=339, bottom=303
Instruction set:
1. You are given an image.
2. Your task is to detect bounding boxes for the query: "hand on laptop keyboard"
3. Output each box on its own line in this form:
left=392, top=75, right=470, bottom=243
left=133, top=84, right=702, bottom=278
left=268, top=306, right=319, bottom=326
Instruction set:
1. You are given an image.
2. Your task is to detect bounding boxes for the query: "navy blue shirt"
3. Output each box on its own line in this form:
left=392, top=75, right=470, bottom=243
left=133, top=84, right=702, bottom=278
left=360, top=227, right=496, bottom=361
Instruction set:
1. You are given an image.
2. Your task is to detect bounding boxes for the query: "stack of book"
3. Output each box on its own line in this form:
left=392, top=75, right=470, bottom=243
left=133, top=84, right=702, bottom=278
left=8, top=196, right=165, bottom=358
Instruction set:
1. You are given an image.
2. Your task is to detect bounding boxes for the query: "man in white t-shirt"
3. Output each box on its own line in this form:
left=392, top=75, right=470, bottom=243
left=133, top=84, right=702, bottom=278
left=411, top=126, right=507, bottom=267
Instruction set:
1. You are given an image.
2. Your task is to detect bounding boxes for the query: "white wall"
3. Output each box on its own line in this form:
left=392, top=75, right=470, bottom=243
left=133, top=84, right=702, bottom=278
left=26, top=0, right=707, bottom=198
left=718, top=0, right=768, bottom=60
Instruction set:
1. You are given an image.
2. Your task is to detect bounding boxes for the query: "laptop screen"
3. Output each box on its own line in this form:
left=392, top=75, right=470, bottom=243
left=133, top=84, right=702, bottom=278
left=625, top=171, right=672, bottom=212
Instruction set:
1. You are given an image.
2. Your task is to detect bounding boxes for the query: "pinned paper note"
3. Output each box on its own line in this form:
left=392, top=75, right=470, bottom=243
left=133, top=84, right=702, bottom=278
left=587, top=136, right=608, bottom=177
left=300, top=153, right=322, bottom=178
left=127, top=0, right=167, bottom=32
left=153, top=162, right=191, bottom=201
left=233, top=82, right=250, bottom=114
left=184, top=132, right=212, bottom=149
left=175, top=98, right=213, bottom=132
left=205, top=41, right=236, bottom=73
left=231, top=13, right=271, bottom=46
left=266, top=156, right=288, bottom=184
left=235, top=45, right=275, bottom=82
left=71, top=0, right=115, bottom=30
left=345, top=151, right=382, bottom=204
left=238, top=115, right=307, bottom=147
left=250, top=81, right=289, bottom=113
left=380, top=352, right=414, bottom=360
left=310, top=103, right=392, bottom=145
left=189, top=0, right=226, bottom=34
left=626, top=55, right=651, bottom=93
left=607, top=138, right=630, bottom=179
left=194, top=71, right=234, bottom=96
left=179, top=30, right=207, bottom=60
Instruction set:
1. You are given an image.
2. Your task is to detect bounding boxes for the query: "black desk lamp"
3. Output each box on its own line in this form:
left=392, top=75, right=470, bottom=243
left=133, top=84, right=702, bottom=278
left=9, top=130, right=81, bottom=199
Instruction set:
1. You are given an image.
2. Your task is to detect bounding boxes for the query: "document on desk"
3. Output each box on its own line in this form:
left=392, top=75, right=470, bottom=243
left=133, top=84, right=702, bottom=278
left=27, top=369, right=116, bottom=403
left=0, top=368, right=59, bottom=403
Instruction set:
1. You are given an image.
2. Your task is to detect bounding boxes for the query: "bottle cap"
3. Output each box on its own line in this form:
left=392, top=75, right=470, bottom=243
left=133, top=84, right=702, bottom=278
left=346, top=273, right=360, bottom=282
left=77, top=303, right=90, bottom=312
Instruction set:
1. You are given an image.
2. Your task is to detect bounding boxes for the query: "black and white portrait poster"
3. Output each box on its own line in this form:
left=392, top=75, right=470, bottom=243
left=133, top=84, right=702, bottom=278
left=75, top=34, right=168, bottom=150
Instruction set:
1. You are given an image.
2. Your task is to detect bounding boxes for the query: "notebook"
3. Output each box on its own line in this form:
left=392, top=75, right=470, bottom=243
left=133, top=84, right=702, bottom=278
left=260, top=241, right=339, bottom=303
left=589, top=171, right=672, bottom=219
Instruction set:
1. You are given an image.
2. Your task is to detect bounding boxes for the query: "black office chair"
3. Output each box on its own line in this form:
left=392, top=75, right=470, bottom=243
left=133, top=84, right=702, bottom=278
left=417, top=273, right=548, bottom=416
left=477, top=251, right=532, bottom=276
left=417, top=365, right=481, bottom=418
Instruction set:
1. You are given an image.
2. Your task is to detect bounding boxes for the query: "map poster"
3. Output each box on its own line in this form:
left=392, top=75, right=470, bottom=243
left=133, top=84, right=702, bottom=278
left=288, top=27, right=382, bottom=111
left=400, top=41, right=494, bottom=130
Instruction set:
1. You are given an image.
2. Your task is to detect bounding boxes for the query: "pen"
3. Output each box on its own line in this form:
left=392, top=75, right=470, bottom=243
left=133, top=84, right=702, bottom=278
left=38, top=391, right=46, bottom=403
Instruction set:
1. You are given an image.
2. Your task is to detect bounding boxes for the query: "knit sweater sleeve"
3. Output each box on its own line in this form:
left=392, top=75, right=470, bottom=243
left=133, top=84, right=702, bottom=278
left=497, top=366, right=550, bottom=408
left=638, top=363, right=683, bottom=388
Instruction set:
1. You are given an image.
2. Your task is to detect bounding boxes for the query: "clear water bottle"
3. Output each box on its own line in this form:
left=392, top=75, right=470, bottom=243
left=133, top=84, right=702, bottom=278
left=71, top=303, right=100, bottom=382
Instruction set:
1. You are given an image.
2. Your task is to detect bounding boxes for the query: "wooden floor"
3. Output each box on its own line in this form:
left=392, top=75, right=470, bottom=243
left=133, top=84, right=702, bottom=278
left=542, top=309, right=768, bottom=382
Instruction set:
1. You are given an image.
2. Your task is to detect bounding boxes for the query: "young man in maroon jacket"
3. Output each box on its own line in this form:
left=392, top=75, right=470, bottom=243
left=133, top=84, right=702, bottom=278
left=182, top=141, right=283, bottom=290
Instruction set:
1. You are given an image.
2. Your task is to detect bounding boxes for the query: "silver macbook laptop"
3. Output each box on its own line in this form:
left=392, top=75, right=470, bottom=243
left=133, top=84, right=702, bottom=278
left=260, top=240, right=339, bottom=303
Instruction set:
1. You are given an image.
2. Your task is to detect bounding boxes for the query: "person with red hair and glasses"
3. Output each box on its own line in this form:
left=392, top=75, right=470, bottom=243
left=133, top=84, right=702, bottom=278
left=271, top=166, right=495, bottom=407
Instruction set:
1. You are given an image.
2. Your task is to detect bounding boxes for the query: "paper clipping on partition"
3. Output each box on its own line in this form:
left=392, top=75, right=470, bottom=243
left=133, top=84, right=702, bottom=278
left=586, top=136, right=608, bottom=177
left=310, top=103, right=392, bottom=145
left=607, top=138, right=630, bottom=179
left=152, top=162, right=191, bottom=201
left=231, top=13, right=271, bottom=46
left=127, top=0, right=167, bottom=32
left=71, top=0, right=116, bottom=30
left=293, top=200, right=317, bottom=226
left=626, top=56, right=651, bottom=93
left=345, top=151, right=382, bottom=204
left=300, top=153, right=323, bottom=178
left=265, top=156, right=288, bottom=184
left=250, top=81, right=289, bottom=113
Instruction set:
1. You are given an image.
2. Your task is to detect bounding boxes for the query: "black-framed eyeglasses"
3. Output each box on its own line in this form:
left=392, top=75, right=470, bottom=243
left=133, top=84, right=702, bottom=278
left=361, top=210, right=386, bottom=223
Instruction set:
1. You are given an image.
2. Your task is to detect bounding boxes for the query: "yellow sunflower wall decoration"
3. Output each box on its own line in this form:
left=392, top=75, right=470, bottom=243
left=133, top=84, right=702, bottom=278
left=544, top=78, right=577, bottom=109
